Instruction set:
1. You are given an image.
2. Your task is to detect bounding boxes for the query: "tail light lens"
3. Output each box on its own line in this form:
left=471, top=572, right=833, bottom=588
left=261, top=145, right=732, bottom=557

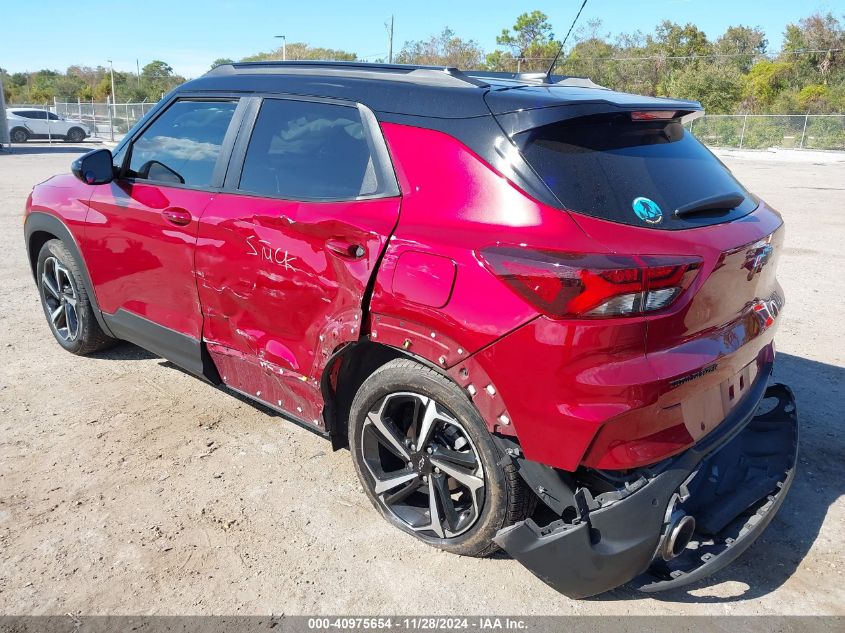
left=480, top=247, right=701, bottom=319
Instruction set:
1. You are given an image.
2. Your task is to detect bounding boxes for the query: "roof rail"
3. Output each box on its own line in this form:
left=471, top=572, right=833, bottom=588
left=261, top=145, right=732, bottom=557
left=206, top=60, right=490, bottom=89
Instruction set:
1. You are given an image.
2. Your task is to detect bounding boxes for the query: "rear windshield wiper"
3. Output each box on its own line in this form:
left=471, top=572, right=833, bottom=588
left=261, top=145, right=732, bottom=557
left=674, top=192, right=745, bottom=218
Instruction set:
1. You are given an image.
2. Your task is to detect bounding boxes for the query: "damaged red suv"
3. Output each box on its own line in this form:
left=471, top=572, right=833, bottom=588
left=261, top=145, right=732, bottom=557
left=24, top=62, right=797, bottom=598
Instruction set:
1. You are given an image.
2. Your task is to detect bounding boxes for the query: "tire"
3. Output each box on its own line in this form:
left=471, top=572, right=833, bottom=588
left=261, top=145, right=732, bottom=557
left=10, top=127, right=29, bottom=143
left=36, top=239, right=116, bottom=355
left=349, top=358, right=534, bottom=557
left=65, top=127, right=86, bottom=143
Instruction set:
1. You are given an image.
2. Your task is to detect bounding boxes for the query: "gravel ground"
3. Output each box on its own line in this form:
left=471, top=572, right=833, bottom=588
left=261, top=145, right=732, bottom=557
left=0, top=143, right=843, bottom=615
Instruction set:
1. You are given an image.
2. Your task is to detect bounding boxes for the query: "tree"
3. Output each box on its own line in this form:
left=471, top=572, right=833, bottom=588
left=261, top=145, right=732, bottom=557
left=396, top=28, right=484, bottom=68
left=797, top=84, right=837, bottom=112
left=742, top=60, right=793, bottom=111
left=668, top=63, right=743, bottom=113
left=651, top=21, right=709, bottom=56
left=488, top=11, right=561, bottom=72
left=782, top=13, right=844, bottom=84
left=715, top=26, right=767, bottom=72
left=210, top=58, right=235, bottom=70
left=138, top=60, right=184, bottom=101
left=497, top=10, right=555, bottom=57
left=141, top=60, right=173, bottom=81
left=242, top=43, right=356, bottom=62
left=563, top=19, right=620, bottom=86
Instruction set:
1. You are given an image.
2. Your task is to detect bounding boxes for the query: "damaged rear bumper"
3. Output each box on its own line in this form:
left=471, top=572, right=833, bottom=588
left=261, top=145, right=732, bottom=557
left=494, top=379, right=798, bottom=599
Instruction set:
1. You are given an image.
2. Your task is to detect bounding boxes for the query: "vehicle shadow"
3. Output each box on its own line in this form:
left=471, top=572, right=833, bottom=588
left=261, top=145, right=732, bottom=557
left=89, top=342, right=158, bottom=361
left=90, top=343, right=283, bottom=415
left=592, top=351, right=844, bottom=603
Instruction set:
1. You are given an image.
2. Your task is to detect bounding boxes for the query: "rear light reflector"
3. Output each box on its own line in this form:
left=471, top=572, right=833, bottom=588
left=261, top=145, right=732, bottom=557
left=480, top=247, right=701, bottom=319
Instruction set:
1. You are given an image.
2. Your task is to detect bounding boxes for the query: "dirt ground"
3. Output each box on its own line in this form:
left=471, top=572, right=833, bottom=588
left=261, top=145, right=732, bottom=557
left=0, top=143, right=843, bottom=616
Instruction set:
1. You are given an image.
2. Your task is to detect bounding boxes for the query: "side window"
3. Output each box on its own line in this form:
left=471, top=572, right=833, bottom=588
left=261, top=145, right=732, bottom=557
left=34, top=111, right=48, bottom=120
left=47, top=112, right=60, bottom=120
left=238, top=98, right=396, bottom=201
left=127, top=100, right=237, bottom=188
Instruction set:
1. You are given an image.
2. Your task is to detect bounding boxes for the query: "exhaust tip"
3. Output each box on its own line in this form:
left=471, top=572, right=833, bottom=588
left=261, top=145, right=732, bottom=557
left=661, top=513, right=696, bottom=561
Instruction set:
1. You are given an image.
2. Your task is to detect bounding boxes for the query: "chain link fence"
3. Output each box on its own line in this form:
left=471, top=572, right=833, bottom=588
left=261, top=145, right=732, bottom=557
left=5, top=100, right=845, bottom=152
left=688, top=114, right=845, bottom=151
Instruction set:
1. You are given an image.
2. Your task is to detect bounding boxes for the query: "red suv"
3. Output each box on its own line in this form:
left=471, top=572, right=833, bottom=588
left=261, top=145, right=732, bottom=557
left=24, top=62, right=797, bottom=598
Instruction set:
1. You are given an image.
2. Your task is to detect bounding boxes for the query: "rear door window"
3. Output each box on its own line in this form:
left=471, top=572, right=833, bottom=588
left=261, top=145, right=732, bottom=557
left=514, top=114, right=758, bottom=229
left=127, top=99, right=237, bottom=188
left=237, top=98, right=397, bottom=201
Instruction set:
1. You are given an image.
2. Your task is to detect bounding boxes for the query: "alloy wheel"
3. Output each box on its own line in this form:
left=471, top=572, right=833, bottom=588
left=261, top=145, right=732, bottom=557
left=41, top=256, right=80, bottom=342
left=360, top=392, right=485, bottom=539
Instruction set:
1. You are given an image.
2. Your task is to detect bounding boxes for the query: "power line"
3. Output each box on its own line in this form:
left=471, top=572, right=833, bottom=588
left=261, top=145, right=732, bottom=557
left=565, top=48, right=843, bottom=62
left=493, top=48, right=843, bottom=63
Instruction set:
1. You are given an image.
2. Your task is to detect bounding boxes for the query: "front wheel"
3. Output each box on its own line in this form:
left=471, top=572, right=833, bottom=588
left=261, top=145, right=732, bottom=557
left=36, top=239, right=116, bottom=355
left=349, top=358, right=534, bottom=557
left=10, top=127, right=29, bottom=143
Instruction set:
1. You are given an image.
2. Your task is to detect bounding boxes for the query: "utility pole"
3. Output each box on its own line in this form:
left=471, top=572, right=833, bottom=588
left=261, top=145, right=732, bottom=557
left=136, top=59, right=141, bottom=87
left=275, top=35, right=287, bottom=61
left=107, top=60, right=116, bottom=105
left=387, top=15, right=394, bottom=64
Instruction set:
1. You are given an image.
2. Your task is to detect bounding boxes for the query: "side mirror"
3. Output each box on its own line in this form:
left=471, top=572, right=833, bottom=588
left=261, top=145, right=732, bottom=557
left=137, top=160, right=185, bottom=185
left=71, top=148, right=114, bottom=185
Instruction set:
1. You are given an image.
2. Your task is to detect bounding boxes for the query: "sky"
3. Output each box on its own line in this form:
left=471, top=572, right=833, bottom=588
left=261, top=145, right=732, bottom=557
left=2, top=0, right=843, bottom=78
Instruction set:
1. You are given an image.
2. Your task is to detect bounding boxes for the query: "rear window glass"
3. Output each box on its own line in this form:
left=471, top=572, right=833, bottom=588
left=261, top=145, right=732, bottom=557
left=238, top=98, right=396, bottom=201
left=515, top=115, right=757, bottom=229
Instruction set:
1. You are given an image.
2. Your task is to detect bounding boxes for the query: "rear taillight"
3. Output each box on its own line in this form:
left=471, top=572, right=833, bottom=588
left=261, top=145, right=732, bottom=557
left=480, top=247, right=701, bottom=319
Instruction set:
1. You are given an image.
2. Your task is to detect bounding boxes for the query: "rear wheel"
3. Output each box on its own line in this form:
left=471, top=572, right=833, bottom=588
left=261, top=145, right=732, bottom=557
left=36, top=239, right=116, bottom=355
left=65, top=127, right=86, bottom=142
left=10, top=127, right=28, bottom=143
left=349, top=358, right=534, bottom=557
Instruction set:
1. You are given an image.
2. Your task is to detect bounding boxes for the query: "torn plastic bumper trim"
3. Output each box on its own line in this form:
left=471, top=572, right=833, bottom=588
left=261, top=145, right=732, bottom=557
left=493, top=376, right=798, bottom=599
left=633, top=383, right=798, bottom=592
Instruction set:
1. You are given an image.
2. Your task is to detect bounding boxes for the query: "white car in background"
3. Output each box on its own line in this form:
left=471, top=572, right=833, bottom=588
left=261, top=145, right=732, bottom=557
left=7, top=108, right=93, bottom=143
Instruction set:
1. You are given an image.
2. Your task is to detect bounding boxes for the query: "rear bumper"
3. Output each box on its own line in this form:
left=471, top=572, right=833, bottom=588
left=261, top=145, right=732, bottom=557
left=494, top=379, right=798, bottom=599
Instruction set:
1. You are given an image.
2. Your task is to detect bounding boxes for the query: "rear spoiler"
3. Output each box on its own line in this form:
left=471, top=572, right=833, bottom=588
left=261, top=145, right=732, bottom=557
left=485, top=89, right=703, bottom=138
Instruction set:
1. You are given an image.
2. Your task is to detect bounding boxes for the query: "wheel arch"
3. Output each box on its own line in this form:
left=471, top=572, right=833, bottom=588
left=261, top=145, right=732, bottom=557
left=24, top=212, right=115, bottom=337
left=321, top=340, right=417, bottom=449
left=320, top=335, right=516, bottom=451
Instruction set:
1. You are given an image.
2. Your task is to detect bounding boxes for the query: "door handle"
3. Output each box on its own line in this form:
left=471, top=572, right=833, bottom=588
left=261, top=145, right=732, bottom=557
left=326, top=239, right=366, bottom=260
left=162, top=208, right=192, bottom=226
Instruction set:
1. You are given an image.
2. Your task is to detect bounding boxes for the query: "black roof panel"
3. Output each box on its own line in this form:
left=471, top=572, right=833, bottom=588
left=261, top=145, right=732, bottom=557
left=183, top=61, right=702, bottom=120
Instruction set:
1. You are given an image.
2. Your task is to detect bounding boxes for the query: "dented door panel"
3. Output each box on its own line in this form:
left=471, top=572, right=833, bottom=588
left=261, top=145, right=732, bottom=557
left=195, top=193, right=400, bottom=424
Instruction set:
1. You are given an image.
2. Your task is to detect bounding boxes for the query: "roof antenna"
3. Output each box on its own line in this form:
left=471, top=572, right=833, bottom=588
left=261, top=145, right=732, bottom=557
left=545, top=0, right=588, bottom=83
